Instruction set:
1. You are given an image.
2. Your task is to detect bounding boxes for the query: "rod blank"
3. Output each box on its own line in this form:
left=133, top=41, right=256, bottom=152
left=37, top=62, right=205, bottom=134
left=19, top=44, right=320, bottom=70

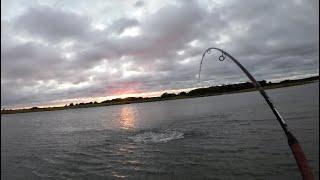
left=199, top=47, right=314, bottom=180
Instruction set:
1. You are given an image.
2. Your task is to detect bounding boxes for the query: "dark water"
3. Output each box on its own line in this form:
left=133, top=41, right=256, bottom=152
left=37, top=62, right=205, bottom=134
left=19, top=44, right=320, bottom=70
left=1, top=83, right=319, bottom=180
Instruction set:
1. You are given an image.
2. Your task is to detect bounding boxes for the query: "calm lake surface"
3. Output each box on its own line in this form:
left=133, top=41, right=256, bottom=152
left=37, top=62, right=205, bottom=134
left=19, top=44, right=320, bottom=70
left=1, top=82, right=319, bottom=180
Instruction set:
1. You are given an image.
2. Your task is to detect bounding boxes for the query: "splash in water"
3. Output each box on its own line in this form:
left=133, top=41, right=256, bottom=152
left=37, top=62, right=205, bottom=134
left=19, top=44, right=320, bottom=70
left=129, top=130, right=184, bottom=143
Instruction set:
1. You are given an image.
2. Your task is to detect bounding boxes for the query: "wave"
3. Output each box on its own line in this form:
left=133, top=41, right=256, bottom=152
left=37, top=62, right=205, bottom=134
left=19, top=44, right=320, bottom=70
left=129, top=130, right=184, bottom=143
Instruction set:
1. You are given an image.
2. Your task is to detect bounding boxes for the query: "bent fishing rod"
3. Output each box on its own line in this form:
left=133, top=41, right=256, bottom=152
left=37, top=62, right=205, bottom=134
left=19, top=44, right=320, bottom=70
left=199, top=47, right=314, bottom=180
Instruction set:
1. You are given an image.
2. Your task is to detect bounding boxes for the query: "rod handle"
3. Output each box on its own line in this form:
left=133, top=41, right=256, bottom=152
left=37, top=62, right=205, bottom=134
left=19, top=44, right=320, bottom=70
left=287, top=131, right=314, bottom=180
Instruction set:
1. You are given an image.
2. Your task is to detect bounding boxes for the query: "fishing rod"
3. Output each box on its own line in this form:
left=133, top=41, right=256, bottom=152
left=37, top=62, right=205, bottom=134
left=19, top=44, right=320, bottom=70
left=199, top=47, right=314, bottom=180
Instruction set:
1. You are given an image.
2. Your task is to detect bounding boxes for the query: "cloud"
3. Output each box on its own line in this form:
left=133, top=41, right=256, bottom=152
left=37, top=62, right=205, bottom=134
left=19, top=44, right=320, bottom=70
left=1, top=0, right=319, bottom=108
left=13, top=6, right=92, bottom=42
left=107, top=18, right=139, bottom=34
left=134, top=1, right=144, bottom=8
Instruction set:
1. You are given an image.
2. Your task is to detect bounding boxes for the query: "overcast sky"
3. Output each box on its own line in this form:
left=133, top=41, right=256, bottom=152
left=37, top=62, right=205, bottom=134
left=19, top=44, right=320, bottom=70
left=1, top=0, right=319, bottom=109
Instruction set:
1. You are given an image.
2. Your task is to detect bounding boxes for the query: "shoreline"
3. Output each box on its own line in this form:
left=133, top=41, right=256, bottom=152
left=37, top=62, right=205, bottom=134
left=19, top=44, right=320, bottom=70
left=1, top=79, right=318, bottom=115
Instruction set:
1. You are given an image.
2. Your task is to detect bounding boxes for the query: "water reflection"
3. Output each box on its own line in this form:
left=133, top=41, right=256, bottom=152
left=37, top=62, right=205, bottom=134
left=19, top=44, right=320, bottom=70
left=120, top=106, right=136, bottom=130
left=111, top=171, right=127, bottom=178
left=116, top=106, right=141, bottom=178
left=113, top=142, right=142, bottom=178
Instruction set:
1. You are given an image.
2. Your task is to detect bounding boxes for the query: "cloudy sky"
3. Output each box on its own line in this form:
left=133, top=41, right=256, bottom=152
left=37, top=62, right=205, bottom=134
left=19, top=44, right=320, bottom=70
left=1, top=0, right=319, bottom=109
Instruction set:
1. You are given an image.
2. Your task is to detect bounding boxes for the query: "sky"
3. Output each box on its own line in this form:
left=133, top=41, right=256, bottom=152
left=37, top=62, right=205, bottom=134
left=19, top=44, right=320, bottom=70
left=1, top=0, right=319, bottom=109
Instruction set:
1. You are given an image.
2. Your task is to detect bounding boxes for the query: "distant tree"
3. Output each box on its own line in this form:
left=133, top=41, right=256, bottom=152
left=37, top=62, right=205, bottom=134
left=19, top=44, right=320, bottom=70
left=160, top=92, right=168, bottom=98
left=31, top=107, right=38, bottom=110
left=280, top=79, right=292, bottom=84
left=94, top=101, right=98, bottom=104
left=111, top=98, right=122, bottom=102
left=101, top=100, right=110, bottom=103
left=124, top=97, right=138, bottom=101
left=69, top=103, right=74, bottom=106
left=160, top=92, right=176, bottom=98
left=259, top=80, right=267, bottom=86
left=178, top=91, right=187, bottom=96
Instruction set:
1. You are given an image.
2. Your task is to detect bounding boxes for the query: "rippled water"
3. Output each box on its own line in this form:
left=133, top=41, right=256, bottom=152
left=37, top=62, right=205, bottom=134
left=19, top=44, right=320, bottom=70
left=1, top=83, right=319, bottom=179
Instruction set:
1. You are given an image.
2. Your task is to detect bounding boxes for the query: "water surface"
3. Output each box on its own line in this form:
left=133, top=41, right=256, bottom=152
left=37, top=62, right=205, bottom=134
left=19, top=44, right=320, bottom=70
left=1, top=83, right=319, bottom=179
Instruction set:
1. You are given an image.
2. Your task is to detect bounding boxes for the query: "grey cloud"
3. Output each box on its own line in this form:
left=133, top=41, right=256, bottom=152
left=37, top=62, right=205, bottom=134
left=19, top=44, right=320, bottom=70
left=13, top=6, right=92, bottom=42
left=72, top=1, right=207, bottom=69
left=134, top=1, right=144, bottom=8
left=107, top=18, right=139, bottom=34
left=1, top=42, right=64, bottom=80
left=1, top=0, right=318, bottom=108
left=83, top=1, right=208, bottom=65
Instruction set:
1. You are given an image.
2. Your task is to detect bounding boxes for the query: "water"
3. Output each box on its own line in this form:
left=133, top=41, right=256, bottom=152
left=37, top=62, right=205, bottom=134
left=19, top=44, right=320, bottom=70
left=1, top=83, right=319, bottom=179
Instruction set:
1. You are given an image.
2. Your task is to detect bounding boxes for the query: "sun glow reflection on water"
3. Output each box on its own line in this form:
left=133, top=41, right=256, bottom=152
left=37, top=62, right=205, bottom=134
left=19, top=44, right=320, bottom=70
left=119, top=106, right=137, bottom=130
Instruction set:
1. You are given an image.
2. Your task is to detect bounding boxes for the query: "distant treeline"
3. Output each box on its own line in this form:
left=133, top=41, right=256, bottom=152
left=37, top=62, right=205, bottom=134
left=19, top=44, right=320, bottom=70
left=1, top=75, right=318, bottom=114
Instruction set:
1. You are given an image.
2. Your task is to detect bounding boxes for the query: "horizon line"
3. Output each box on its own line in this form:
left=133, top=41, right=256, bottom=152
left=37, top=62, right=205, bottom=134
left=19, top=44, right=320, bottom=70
left=2, top=74, right=319, bottom=110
